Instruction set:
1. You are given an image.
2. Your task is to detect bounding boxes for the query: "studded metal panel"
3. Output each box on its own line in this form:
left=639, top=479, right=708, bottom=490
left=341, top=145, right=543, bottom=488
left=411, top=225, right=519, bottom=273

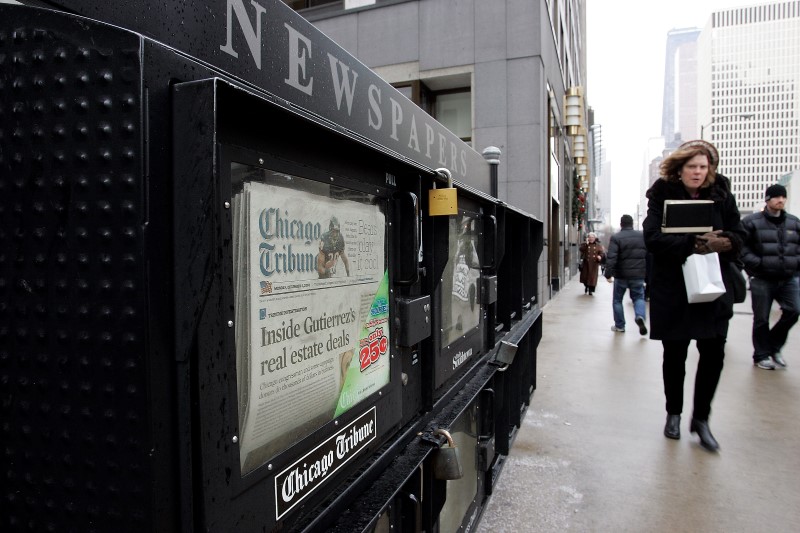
left=0, top=10, right=151, bottom=532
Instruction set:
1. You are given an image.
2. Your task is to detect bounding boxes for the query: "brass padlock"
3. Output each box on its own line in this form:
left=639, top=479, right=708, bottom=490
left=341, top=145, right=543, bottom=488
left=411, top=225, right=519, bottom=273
left=429, top=168, right=458, bottom=216
left=432, top=428, right=463, bottom=480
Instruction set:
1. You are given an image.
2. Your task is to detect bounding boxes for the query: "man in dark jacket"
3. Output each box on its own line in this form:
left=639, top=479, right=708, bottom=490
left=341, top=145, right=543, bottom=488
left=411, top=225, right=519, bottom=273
left=605, top=214, right=648, bottom=334
left=741, top=184, right=800, bottom=370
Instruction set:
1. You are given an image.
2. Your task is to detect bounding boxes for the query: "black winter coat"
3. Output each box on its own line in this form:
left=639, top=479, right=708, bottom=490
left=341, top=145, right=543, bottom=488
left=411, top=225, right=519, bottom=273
left=643, top=176, right=745, bottom=340
left=604, top=228, right=647, bottom=279
left=740, top=210, right=800, bottom=280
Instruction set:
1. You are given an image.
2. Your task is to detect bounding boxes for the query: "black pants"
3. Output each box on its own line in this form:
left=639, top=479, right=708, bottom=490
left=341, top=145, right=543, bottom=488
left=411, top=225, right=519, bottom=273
left=662, top=337, right=726, bottom=421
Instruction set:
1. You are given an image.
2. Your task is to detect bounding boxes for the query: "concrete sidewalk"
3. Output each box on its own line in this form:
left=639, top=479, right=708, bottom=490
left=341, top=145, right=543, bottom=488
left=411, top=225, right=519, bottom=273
left=477, top=278, right=800, bottom=533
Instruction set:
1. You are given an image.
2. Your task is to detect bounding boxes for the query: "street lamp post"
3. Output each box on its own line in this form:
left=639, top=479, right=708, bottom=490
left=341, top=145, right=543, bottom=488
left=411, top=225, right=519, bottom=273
left=482, top=146, right=501, bottom=198
left=700, top=113, right=755, bottom=140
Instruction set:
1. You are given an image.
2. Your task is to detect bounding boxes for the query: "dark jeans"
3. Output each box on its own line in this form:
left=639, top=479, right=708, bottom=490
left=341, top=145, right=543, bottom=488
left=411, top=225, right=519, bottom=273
left=612, top=278, right=646, bottom=329
left=662, top=337, right=726, bottom=421
left=750, top=276, right=800, bottom=361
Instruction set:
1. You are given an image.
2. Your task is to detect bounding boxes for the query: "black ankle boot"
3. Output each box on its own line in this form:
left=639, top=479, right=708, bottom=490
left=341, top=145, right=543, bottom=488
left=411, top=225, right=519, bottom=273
left=664, top=414, right=681, bottom=439
left=690, top=419, right=719, bottom=452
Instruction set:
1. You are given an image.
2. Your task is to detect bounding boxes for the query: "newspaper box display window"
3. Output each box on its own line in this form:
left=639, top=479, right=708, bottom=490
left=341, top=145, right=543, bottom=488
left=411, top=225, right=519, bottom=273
left=229, top=161, right=389, bottom=478
left=441, top=213, right=483, bottom=349
left=434, top=203, right=486, bottom=389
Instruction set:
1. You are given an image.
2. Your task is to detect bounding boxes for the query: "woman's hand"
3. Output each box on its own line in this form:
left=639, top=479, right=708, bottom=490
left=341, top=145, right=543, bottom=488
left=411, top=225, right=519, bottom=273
left=695, top=231, right=732, bottom=254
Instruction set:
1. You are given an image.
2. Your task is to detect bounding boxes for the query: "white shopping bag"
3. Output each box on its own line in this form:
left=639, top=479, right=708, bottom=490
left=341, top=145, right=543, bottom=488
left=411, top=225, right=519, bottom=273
left=682, top=252, right=726, bottom=303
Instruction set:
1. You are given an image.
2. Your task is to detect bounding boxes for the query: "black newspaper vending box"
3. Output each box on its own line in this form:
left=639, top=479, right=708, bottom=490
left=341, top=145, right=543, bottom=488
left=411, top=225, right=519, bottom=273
left=172, top=79, right=420, bottom=530
left=0, top=2, right=543, bottom=532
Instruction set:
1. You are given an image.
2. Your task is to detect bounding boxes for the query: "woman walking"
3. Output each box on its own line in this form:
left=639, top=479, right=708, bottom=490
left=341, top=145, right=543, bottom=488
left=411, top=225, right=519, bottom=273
left=579, top=232, right=605, bottom=295
left=643, top=140, right=744, bottom=452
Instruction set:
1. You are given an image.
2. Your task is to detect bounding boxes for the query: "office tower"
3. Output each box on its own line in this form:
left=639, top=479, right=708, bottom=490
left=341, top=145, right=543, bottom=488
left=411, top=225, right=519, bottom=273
left=662, top=28, right=701, bottom=145
left=698, top=1, right=800, bottom=213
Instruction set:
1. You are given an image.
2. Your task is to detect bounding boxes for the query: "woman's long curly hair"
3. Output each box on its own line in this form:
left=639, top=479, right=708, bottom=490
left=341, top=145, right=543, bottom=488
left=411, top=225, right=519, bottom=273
left=659, top=145, right=717, bottom=189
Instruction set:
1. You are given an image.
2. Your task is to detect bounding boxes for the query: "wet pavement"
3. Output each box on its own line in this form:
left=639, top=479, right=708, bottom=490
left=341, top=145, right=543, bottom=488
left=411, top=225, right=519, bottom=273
left=477, top=278, right=800, bottom=533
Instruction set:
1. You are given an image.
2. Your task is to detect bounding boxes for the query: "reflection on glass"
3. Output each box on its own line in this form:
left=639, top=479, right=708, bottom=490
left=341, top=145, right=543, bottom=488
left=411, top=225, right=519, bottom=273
left=441, top=214, right=482, bottom=348
left=434, top=90, right=472, bottom=141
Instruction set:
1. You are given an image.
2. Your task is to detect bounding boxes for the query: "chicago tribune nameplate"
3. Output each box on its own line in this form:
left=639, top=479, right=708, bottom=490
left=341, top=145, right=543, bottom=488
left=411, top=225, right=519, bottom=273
left=274, top=407, right=377, bottom=519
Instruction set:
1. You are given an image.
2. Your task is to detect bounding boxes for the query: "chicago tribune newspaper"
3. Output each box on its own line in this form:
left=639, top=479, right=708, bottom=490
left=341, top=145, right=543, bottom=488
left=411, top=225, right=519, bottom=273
left=233, top=179, right=389, bottom=475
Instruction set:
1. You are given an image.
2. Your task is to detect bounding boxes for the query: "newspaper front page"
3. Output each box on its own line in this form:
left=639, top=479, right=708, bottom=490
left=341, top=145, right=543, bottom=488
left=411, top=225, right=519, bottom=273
left=234, top=180, right=389, bottom=475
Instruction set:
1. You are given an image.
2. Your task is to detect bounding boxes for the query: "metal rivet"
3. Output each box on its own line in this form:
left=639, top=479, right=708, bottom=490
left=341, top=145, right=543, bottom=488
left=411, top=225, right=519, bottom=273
left=379, top=391, right=382, bottom=396
left=258, top=158, right=264, bottom=165
left=227, top=320, right=233, bottom=327
left=232, top=435, right=238, bottom=443
left=268, top=464, right=273, bottom=471
left=334, top=420, right=339, bottom=426
left=330, top=177, right=334, bottom=182
left=224, top=201, right=231, bottom=209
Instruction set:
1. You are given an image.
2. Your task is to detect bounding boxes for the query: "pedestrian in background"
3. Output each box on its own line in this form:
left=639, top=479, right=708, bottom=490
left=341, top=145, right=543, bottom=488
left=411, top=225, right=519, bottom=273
left=740, top=184, right=800, bottom=370
left=642, top=140, right=744, bottom=452
left=579, top=232, right=605, bottom=295
left=604, top=214, right=648, bottom=334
